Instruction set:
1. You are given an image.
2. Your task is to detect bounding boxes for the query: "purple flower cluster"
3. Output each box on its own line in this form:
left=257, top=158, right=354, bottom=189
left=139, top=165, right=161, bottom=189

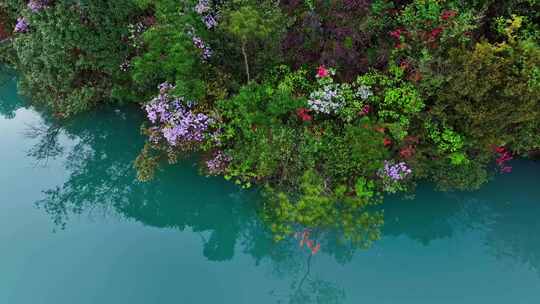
left=380, top=161, right=412, bottom=181
left=27, top=0, right=49, bottom=12
left=195, top=0, right=218, bottom=29
left=203, top=15, right=218, bottom=29
left=206, top=151, right=232, bottom=175
left=14, top=17, right=29, bottom=33
left=144, top=82, right=211, bottom=147
left=195, top=0, right=210, bottom=14
left=192, top=36, right=212, bottom=60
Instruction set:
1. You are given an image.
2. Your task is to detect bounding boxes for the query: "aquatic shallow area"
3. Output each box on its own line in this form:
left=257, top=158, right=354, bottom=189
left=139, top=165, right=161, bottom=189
left=1, top=67, right=540, bottom=303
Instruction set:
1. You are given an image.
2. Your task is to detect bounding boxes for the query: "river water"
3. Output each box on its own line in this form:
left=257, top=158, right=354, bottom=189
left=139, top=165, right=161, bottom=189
left=1, top=67, right=540, bottom=303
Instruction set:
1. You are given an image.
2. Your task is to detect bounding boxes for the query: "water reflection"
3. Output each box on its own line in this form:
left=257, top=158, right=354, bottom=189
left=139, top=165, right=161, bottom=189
left=0, top=65, right=24, bottom=119
left=383, top=161, right=540, bottom=276
left=6, top=79, right=540, bottom=302
left=22, top=104, right=361, bottom=302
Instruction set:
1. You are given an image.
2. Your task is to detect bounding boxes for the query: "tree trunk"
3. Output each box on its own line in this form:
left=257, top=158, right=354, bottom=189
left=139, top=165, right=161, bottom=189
left=241, top=41, right=250, bottom=83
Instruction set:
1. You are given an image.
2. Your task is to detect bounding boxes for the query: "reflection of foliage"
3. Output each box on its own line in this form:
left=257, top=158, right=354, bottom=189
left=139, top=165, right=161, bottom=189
left=476, top=161, right=540, bottom=275
left=25, top=104, right=382, bottom=303
left=24, top=123, right=64, bottom=166
left=263, top=170, right=384, bottom=248
left=0, top=65, right=25, bottom=119
left=288, top=255, right=346, bottom=304
left=268, top=244, right=346, bottom=304
left=382, top=187, right=467, bottom=245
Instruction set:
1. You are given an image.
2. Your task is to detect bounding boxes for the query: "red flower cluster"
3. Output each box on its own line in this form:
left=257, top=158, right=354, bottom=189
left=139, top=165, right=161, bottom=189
left=441, top=10, right=457, bottom=21
left=296, top=107, right=312, bottom=122
left=317, top=65, right=329, bottom=78
left=384, top=138, right=393, bottom=147
left=494, top=146, right=513, bottom=173
left=389, top=28, right=406, bottom=40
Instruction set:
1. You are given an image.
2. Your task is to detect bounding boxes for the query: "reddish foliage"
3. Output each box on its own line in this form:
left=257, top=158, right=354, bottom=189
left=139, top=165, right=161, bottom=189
left=399, top=145, right=415, bottom=158
left=375, top=126, right=386, bottom=133
left=0, top=21, right=9, bottom=40
left=441, top=10, right=457, bottom=21
left=389, top=28, right=409, bottom=40
left=280, top=1, right=374, bottom=80
left=430, top=27, right=443, bottom=40
left=384, top=138, right=392, bottom=147
left=296, top=108, right=313, bottom=122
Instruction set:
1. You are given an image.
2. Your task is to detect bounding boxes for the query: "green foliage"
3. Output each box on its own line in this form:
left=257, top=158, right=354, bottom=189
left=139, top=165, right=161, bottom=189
left=433, top=26, right=540, bottom=154
left=221, top=1, right=287, bottom=82
left=321, top=121, right=388, bottom=181
left=11, top=1, right=139, bottom=116
left=357, top=65, right=425, bottom=140
left=131, top=0, right=207, bottom=101
left=429, top=158, right=489, bottom=191
left=424, top=119, right=469, bottom=165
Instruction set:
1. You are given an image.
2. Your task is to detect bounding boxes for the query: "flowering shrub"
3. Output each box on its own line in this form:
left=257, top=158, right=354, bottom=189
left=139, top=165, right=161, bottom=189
left=206, top=151, right=232, bottom=175
left=195, top=0, right=219, bottom=29
left=308, top=83, right=344, bottom=115
left=13, top=17, right=29, bottom=33
left=378, top=161, right=412, bottom=193
left=144, top=82, right=212, bottom=149
left=27, top=0, right=49, bottom=13
left=192, top=35, right=213, bottom=61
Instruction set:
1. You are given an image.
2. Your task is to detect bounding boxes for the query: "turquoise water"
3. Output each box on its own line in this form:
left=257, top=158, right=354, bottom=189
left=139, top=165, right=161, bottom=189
left=1, top=67, right=540, bottom=303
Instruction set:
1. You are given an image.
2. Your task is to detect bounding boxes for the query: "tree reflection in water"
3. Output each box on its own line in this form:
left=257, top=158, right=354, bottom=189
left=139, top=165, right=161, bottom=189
left=0, top=65, right=25, bottom=119
left=22, top=102, right=540, bottom=302
left=24, top=105, right=348, bottom=302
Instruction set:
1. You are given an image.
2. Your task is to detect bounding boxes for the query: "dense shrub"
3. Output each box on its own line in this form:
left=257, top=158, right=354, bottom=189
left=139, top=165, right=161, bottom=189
left=2, top=0, right=539, bottom=246
left=6, top=0, right=139, bottom=116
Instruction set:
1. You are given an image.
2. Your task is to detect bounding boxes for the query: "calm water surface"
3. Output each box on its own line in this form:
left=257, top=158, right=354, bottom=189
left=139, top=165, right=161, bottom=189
left=1, top=67, right=540, bottom=303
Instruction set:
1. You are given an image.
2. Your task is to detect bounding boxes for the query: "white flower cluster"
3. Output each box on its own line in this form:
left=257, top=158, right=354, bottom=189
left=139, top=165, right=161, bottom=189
left=307, top=84, right=346, bottom=114
left=356, top=85, right=373, bottom=100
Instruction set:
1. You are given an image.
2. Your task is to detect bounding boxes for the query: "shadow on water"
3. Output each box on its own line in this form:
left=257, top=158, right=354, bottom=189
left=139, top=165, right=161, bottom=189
left=3, top=64, right=540, bottom=302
